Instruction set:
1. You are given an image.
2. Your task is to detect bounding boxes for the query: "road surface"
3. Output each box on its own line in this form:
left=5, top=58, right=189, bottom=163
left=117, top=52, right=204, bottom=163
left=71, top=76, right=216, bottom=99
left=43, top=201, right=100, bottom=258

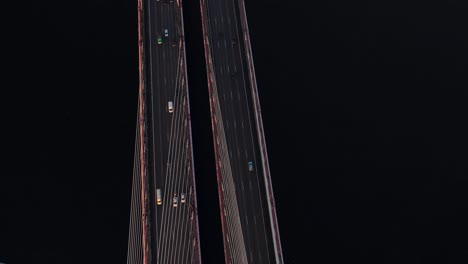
left=200, top=0, right=278, bottom=263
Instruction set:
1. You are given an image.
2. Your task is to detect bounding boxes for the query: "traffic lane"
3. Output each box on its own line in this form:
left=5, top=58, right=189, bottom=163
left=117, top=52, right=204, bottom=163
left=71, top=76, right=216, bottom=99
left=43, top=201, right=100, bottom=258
left=156, top=0, right=171, bottom=164
left=153, top=0, right=168, bottom=189
left=154, top=0, right=178, bottom=190
left=159, top=124, right=188, bottom=264
left=224, top=68, right=266, bottom=263
left=150, top=0, right=166, bottom=190
left=244, top=106, right=275, bottom=264
left=208, top=1, right=257, bottom=261
left=147, top=0, right=166, bottom=258
left=162, top=5, right=182, bottom=164
left=212, top=0, right=272, bottom=261
left=152, top=0, right=183, bottom=255
left=212, top=77, right=248, bottom=263
left=237, top=44, right=272, bottom=264
left=159, top=147, right=185, bottom=264
left=208, top=10, right=252, bottom=261
left=225, top=0, right=275, bottom=260
left=161, top=67, right=185, bottom=263
left=219, top=72, right=251, bottom=262
left=215, top=48, right=260, bottom=263
left=205, top=1, right=271, bottom=262
left=212, top=0, right=265, bottom=261
left=171, top=98, right=189, bottom=264
left=229, top=26, right=272, bottom=264
left=216, top=56, right=262, bottom=261
left=162, top=0, right=178, bottom=104
left=165, top=15, right=186, bottom=260
left=153, top=11, right=170, bottom=241
left=161, top=5, right=191, bottom=261
left=176, top=151, right=192, bottom=263
left=167, top=8, right=196, bottom=264
left=241, top=73, right=276, bottom=263
left=229, top=73, right=267, bottom=264
left=150, top=0, right=195, bottom=262
left=228, top=2, right=276, bottom=259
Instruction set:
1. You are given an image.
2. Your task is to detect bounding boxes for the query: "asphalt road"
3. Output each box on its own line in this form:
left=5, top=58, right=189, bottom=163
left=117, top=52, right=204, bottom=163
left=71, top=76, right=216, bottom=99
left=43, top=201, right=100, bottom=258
left=143, top=0, right=199, bottom=263
left=201, top=0, right=276, bottom=262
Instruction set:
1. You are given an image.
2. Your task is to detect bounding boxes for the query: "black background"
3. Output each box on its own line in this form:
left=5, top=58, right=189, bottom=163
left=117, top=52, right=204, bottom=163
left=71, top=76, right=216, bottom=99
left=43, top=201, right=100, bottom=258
left=2, top=0, right=468, bottom=263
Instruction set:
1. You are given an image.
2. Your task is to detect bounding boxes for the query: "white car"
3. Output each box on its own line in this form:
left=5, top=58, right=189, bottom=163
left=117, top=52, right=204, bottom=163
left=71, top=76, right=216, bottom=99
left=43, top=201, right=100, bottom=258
left=168, top=101, right=173, bottom=113
left=181, top=193, right=186, bottom=203
left=173, top=195, right=178, bottom=208
left=164, top=29, right=169, bottom=37
left=248, top=161, right=254, bottom=171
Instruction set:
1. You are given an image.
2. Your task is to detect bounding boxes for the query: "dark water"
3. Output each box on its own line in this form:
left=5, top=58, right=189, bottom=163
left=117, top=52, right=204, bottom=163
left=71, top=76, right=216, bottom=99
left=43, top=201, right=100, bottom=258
left=1, top=0, right=467, bottom=263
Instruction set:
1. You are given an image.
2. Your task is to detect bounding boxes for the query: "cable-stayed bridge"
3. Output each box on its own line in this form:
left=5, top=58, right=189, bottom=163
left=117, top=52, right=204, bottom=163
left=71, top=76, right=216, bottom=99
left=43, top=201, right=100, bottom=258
left=127, top=0, right=283, bottom=263
left=199, top=0, right=283, bottom=263
left=126, top=0, right=201, bottom=263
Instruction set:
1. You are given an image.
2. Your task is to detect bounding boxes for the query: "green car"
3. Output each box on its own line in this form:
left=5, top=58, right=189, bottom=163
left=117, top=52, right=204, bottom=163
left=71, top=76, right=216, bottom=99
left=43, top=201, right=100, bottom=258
left=157, top=36, right=162, bottom=45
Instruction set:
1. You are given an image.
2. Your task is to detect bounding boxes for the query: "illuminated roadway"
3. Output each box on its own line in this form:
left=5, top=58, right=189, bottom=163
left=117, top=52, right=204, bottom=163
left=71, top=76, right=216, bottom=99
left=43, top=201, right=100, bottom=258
left=127, top=0, right=281, bottom=262
left=127, top=0, right=201, bottom=263
left=200, top=0, right=284, bottom=263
